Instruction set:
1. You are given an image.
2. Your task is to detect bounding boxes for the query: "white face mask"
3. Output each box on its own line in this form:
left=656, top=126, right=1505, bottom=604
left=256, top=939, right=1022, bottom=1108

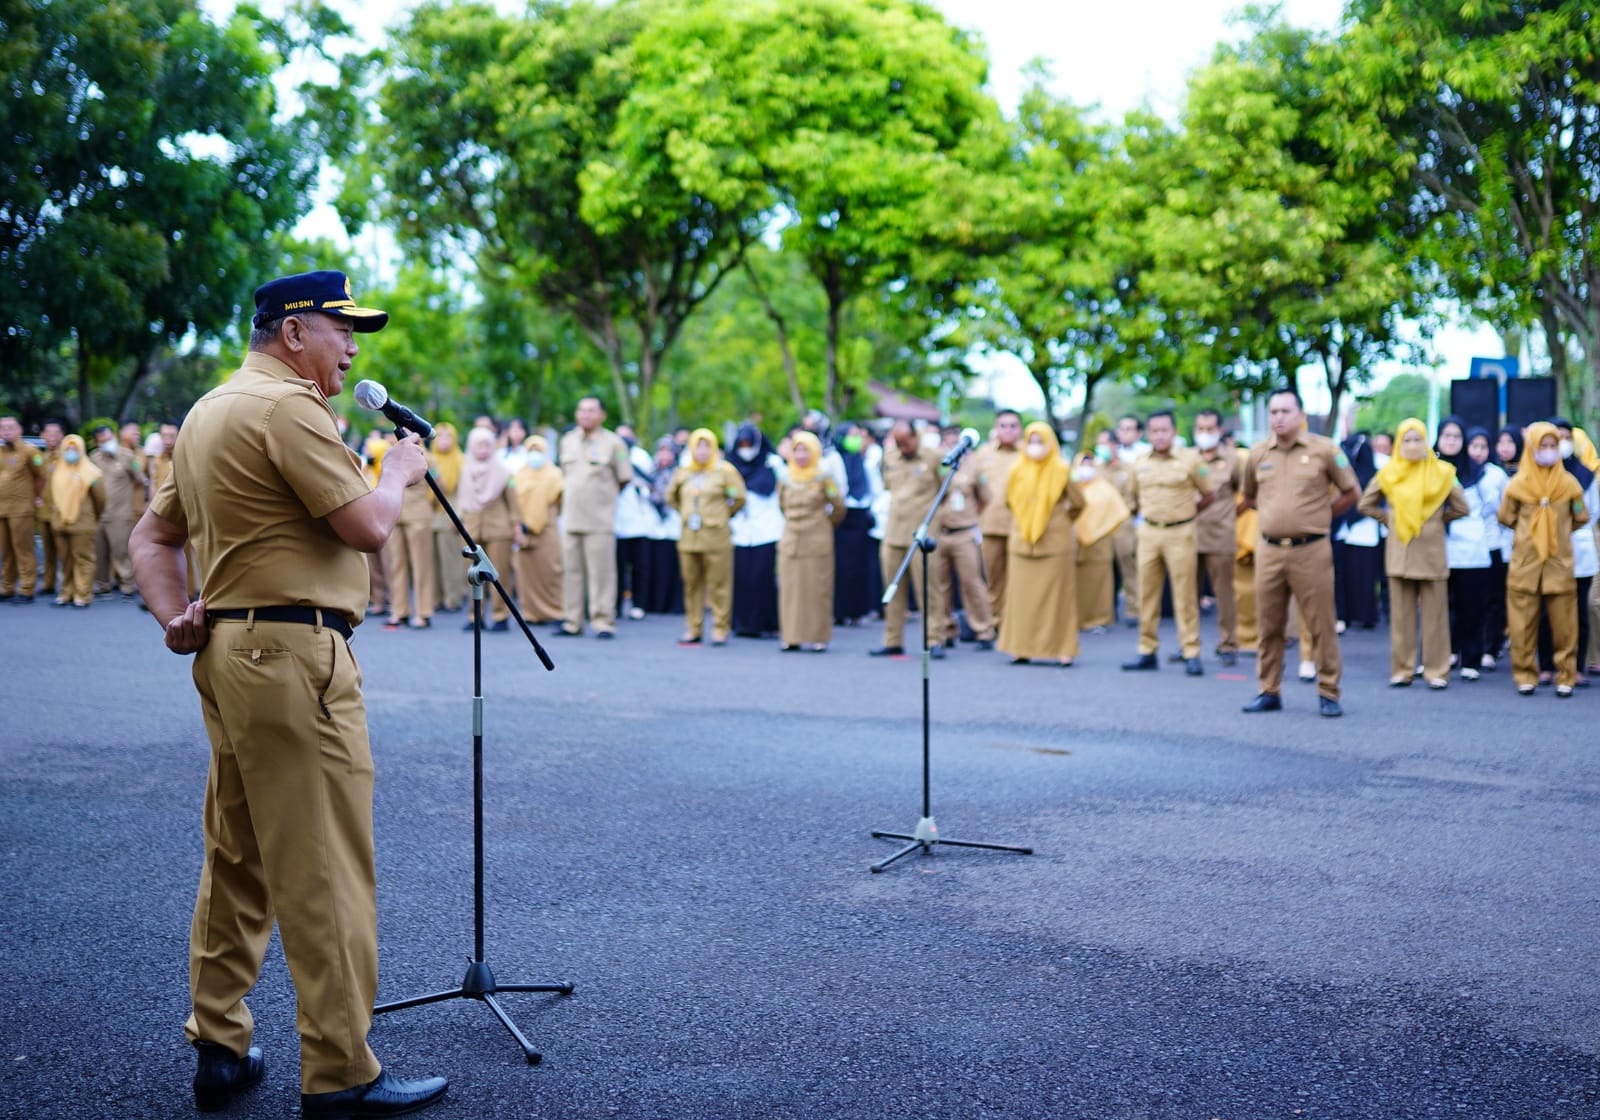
left=1117, top=445, right=1138, bottom=464
left=1193, top=431, right=1220, bottom=451
left=526, top=452, right=546, bottom=470
left=1073, top=465, right=1096, bottom=481
left=737, top=446, right=759, bottom=461
left=1558, top=438, right=1574, bottom=460
left=1025, top=442, right=1049, bottom=461
left=98, top=441, right=116, bottom=455
left=1534, top=448, right=1560, bottom=467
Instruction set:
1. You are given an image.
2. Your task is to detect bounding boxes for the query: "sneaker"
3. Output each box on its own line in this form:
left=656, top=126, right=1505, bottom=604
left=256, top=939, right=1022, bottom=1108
left=1297, top=660, right=1315, bottom=682
left=1480, top=654, right=1497, bottom=671
left=1459, top=667, right=1479, bottom=681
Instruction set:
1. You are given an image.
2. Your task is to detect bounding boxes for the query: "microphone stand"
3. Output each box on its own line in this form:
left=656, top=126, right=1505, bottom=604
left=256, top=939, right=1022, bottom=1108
left=371, top=422, right=573, bottom=1063
left=869, top=444, right=1033, bottom=873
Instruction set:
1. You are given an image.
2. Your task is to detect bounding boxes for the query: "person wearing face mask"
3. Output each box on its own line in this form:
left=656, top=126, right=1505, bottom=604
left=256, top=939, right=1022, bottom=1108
left=512, top=434, right=565, bottom=623
left=88, top=422, right=146, bottom=600
left=933, top=425, right=996, bottom=650
left=1358, top=418, right=1469, bottom=689
left=1123, top=411, right=1214, bottom=676
left=426, top=423, right=468, bottom=614
left=34, top=419, right=66, bottom=599
left=1537, top=418, right=1598, bottom=687
left=972, top=409, right=1023, bottom=630
left=46, top=434, right=105, bottom=607
left=668, top=429, right=747, bottom=645
left=1192, top=409, right=1239, bottom=665
left=1436, top=422, right=1508, bottom=679
left=777, top=432, right=846, bottom=651
left=998, top=423, right=1087, bottom=666
left=1071, top=454, right=1130, bottom=633
left=870, top=420, right=949, bottom=658
left=1498, top=421, right=1590, bottom=696
left=727, top=422, right=785, bottom=639
left=1107, top=415, right=1145, bottom=626
left=831, top=421, right=882, bottom=625
left=455, top=426, right=523, bottom=631
left=0, top=414, right=47, bottom=604
left=641, top=436, right=686, bottom=615
left=612, top=429, right=659, bottom=623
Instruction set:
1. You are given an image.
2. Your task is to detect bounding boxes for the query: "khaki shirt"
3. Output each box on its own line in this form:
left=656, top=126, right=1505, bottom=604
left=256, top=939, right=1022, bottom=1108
left=1357, top=478, right=1469, bottom=579
left=150, top=450, right=175, bottom=498
left=881, top=443, right=944, bottom=547
left=1195, top=449, right=1237, bottom=554
left=668, top=460, right=746, bottom=552
left=89, top=444, right=145, bottom=523
left=0, top=438, right=46, bottom=515
left=1498, top=486, right=1591, bottom=595
left=1130, top=448, right=1210, bottom=525
left=1242, top=433, right=1358, bottom=539
left=778, top=476, right=845, bottom=558
left=936, top=458, right=982, bottom=533
left=1102, top=457, right=1136, bottom=509
left=973, top=444, right=1020, bottom=537
left=150, top=352, right=373, bottom=625
left=557, top=427, right=632, bottom=534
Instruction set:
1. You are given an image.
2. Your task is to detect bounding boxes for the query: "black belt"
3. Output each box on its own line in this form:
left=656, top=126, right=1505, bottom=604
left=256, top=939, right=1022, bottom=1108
left=1261, top=533, right=1326, bottom=548
left=1144, top=516, right=1195, bottom=529
left=208, top=606, right=353, bottom=639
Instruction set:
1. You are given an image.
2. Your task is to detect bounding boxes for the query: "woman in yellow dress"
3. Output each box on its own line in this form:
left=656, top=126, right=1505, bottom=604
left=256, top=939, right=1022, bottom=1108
left=998, top=424, right=1087, bottom=666
left=512, top=434, right=565, bottom=623
left=777, top=432, right=846, bottom=651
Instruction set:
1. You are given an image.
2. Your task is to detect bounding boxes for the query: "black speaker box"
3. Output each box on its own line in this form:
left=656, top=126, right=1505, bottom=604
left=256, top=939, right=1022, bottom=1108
left=1506, top=377, right=1557, bottom=428
left=1449, top=378, right=1500, bottom=434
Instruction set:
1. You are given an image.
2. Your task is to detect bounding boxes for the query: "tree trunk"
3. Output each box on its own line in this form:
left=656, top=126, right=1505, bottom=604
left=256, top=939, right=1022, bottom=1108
left=1077, top=372, right=1104, bottom=456
left=1539, top=304, right=1570, bottom=413
left=822, top=261, right=844, bottom=419
left=76, top=345, right=94, bottom=425
left=743, top=259, right=805, bottom=419
left=636, top=346, right=658, bottom=439
left=1028, top=353, right=1055, bottom=434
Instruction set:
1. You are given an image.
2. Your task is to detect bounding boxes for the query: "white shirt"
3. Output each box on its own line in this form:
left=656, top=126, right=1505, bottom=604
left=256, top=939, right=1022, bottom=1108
left=730, top=453, right=786, bottom=547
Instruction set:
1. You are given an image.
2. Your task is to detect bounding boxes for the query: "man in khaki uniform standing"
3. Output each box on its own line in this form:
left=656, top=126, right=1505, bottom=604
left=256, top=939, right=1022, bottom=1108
left=871, top=421, right=948, bottom=658
left=36, top=419, right=65, bottom=599
left=1122, top=410, right=1213, bottom=676
left=1240, top=387, right=1361, bottom=717
left=121, top=419, right=149, bottom=520
left=936, top=425, right=996, bottom=650
left=0, top=414, right=46, bottom=603
left=89, top=422, right=145, bottom=598
left=130, top=269, right=448, bottom=1118
left=1193, top=409, right=1239, bottom=665
left=557, top=396, right=632, bottom=638
left=1108, top=414, right=1145, bottom=625
left=972, top=409, right=1021, bottom=629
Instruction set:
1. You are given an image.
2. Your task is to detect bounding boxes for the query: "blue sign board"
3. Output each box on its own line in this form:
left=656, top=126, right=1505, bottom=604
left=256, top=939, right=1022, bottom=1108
left=1468, top=356, right=1520, bottom=417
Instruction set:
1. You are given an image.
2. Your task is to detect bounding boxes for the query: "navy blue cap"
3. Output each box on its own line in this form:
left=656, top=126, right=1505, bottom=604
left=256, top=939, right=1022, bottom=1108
left=252, top=270, right=388, bottom=332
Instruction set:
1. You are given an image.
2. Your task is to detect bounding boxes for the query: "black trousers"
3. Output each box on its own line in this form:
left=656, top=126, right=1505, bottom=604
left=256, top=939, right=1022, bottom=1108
left=731, top=543, right=779, bottom=637
left=1447, top=566, right=1494, bottom=668
left=1335, top=541, right=1383, bottom=628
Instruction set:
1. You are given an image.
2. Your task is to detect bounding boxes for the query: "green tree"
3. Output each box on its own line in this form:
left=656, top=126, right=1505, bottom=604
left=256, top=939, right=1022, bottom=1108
left=1352, top=372, right=1433, bottom=438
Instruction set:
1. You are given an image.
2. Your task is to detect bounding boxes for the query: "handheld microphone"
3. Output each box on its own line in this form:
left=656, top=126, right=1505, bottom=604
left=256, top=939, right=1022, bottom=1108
left=941, top=428, right=981, bottom=467
left=353, top=380, right=434, bottom=439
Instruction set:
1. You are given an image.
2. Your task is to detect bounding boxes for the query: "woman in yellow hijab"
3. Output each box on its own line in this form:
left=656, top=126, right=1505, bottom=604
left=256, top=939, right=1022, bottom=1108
left=512, top=434, right=565, bottom=622
left=1498, top=420, right=1590, bottom=695
left=777, top=431, right=846, bottom=651
left=998, top=423, right=1087, bottom=665
left=49, top=434, right=106, bottom=608
left=1357, top=418, right=1468, bottom=687
left=667, top=428, right=747, bottom=644
left=427, top=422, right=468, bottom=613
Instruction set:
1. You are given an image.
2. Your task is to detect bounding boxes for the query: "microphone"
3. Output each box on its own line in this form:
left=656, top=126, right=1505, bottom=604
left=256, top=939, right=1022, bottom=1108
left=353, top=379, right=433, bottom=439
left=941, top=427, right=981, bottom=467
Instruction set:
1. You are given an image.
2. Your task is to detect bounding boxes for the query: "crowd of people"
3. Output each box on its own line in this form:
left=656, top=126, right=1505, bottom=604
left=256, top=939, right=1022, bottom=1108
left=5, top=395, right=1599, bottom=702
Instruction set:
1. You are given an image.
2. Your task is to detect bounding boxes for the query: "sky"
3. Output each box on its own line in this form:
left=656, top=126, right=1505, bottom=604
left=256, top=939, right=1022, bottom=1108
left=206, top=0, right=1502, bottom=418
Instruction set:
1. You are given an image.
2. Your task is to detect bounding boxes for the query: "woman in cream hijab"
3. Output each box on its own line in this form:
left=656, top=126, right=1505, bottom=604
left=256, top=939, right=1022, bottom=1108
left=512, top=434, right=564, bottom=623
left=998, top=424, right=1087, bottom=665
left=49, top=434, right=106, bottom=608
left=777, top=431, right=846, bottom=651
left=1357, top=417, right=1468, bottom=688
left=455, top=426, right=522, bottom=631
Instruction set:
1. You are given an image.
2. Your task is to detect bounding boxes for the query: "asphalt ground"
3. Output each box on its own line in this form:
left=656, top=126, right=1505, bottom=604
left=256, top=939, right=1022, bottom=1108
left=3, top=593, right=1598, bottom=1119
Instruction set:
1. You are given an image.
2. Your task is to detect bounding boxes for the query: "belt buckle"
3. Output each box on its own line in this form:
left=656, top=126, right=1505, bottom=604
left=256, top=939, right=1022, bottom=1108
left=1276, top=537, right=1293, bottom=548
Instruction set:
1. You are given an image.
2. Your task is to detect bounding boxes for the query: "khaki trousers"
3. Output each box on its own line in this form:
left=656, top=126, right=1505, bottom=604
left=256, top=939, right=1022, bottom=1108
left=384, top=520, right=436, bottom=623
left=1388, top=577, right=1451, bottom=681
left=881, top=540, right=948, bottom=650
left=1136, top=523, right=1200, bottom=657
left=1201, top=551, right=1238, bottom=653
left=1588, top=579, right=1600, bottom=669
left=1255, top=537, right=1342, bottom=699
left=679, top=546, right=733, bottom=639
left=40, top=518, right=60, bottom=593
left=563, top=530, right=618, bottom=634
left=1233, top=557, right=1257, bottom=649
left=60, top=528, right=96, bottom=604
left=94, top=514, right=134, bottom=593
left=1076, top=536, right=1115, bottom=629
left=1113, top=520, right=1139, bottom=620
left=188, top=616, right=382, bottom=1095
left=937, top=529, right=995, bottom=641
left=981, top=534, right=1009, bottom=629
left=0, top=511, right=36, bottom=596
left=1508, top=587, right=1577, bottom=689
left=432, top=518, right=466, bottom=611
left=514, top=527, right=564, bottom=623
left=458, top=514, right=511, bottom=625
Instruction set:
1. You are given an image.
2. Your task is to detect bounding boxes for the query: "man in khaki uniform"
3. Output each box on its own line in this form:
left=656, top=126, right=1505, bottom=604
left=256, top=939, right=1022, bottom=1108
left=557, top=396, right=632, bottom=638
left=871, top=421, right=949, bottom=658
left=972, top=409, right=1021, bottom=628
left=1122, top=410, right=1213, bottom=675
left=148, top=420, right=199, bottom=598
left=1240, top=387, right=1361, bottom=717
left=36, top=419, right=65, bottom=599
left=89, top=423, right=145, bottom=598
left=121, top=419, right=149, bottom=520
left=130, top=269, right=447, bottom=1118
left=1109, top=414, right=1145, bottom=625
left=0, top=414, right=46, bottom=603
left=1193, top=409, right=1239, bottom=665
left=936, top=425, right=996, bottom=649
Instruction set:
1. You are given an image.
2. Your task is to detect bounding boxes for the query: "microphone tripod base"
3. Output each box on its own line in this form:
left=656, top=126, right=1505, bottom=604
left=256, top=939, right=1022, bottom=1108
left=375, top=959, right=574, bottom=1064
left=869, top=816, right=1033, bottom=874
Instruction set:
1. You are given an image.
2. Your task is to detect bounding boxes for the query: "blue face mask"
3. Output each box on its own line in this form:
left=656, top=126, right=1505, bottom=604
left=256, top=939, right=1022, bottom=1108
left=64, top=450, right=81, bottom=464
left=526, top=452, right=546, bottom=470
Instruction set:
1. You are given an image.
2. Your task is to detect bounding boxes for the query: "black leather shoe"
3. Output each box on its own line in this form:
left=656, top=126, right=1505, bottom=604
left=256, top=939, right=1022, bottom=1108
left=553, top=626, right=582, bottom=637
left=1319, top=696, right=1343, bottom=718
left=1241, top=692, right=1282, bottom=713
left=868, top=646, right=905, bottom=657
left=928, top=645, right=945, bottom=660
left=1217, top=650, right=1237, bottom=667
left=1185, top=657, right=1204, bottom=677
left=192, top=1041, right=264, bottom=1113
left=302, top=1070, right=448, bottom=1119
left=1165, top=652, right=1186, bottom=663
left=975, top=638, right=994, bottom=651
left=487, top=618, right=509, bottom=632
left=1121, top=652, right=1158, bottom=671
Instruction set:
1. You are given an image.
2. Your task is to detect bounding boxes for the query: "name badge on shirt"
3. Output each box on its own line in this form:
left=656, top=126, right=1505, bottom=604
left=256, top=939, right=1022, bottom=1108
left=688, top=513, right=702, bottom=531
left=951, top=492, right=965, bottom=512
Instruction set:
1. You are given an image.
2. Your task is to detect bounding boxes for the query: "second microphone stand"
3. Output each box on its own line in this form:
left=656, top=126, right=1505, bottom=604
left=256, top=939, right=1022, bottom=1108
left=372, top=425, right=573, bottom=1063
left=869, top=442, right=1034, bottom=873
